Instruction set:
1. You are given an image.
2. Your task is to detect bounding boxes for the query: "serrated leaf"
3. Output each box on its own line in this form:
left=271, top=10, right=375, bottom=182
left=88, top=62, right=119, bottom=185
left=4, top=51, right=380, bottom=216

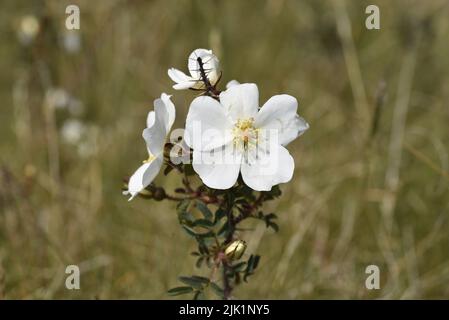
left=167, top=286, right=193, bottom=296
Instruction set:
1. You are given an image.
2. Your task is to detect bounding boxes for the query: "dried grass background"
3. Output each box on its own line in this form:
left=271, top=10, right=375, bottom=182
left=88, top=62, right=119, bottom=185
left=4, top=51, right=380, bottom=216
left=1, top=0, right=449, bottom=299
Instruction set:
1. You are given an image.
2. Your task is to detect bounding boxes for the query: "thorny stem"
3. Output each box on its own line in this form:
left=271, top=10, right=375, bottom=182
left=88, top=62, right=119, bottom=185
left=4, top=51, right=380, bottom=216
left=164, top=191, right=221, bottom=205
left=221, top=192, right=265, bottom=299
left=222, top=260, right=232, bottom=299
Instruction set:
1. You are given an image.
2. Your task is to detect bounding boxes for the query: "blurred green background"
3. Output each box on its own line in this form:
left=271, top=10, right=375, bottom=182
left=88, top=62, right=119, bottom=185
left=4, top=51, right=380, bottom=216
left=1, top=0, right=449, bottom=299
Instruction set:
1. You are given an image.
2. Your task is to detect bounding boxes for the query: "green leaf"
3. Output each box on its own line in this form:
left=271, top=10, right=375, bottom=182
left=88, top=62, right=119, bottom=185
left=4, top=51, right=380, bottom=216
left=210, top=282, right=225, bottom=299
left=217, top=222, right=229, bottom=237
left=244, top=254, right=261, bottom=282
left=193, top=218, right=215, bottom=228
left=190, top=275, right=210, bottom=284
left=214, top=208, right=226, bottom=224
left=178, top=276, right=208, bottom=289
left=196, top=201, right=213, bottom=220
left=197, top=238, right=209, bottom=255
left=265, top=213, right=278, bottom=220
left=177, top=199, right=191, bottom=214
left=264, top=185, right=282, bottom=200
left=253, top=255, right=260, bottom=269
left=181, top=225, right=215, bottom=238
left=182, top=225, right=198, bottom=237
left=193, top=290, right=205, bottom=300
left=267, top=221, right=279, bottom=232
left=232, top=261, right=247, bottom=272
left=167, top=286, right=194, bottom=296
left=195, top=257, right=204, bottom=268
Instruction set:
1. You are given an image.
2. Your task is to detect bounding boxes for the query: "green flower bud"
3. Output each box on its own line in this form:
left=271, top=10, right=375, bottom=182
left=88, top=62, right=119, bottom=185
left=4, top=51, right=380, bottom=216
left=224, top=240, right=247, bottom=260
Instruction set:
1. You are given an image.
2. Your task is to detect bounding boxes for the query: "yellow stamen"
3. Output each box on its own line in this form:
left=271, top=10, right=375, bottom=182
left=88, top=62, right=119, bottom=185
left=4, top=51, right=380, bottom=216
left=142, top=154, right=156, bottom=164
left=232, top=118, right=259, bottom=150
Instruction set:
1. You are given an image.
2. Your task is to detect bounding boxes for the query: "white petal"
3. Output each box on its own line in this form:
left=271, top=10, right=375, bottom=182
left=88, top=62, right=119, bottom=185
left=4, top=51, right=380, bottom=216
left=255, top=94, right=309, bottom=146
left=173, top=81, right=195, bottom=90
left=220, top=83, right=259, bottom=121
left=127, top=156, right=163, bottom=200
left=184, top=96, right=233, bottom=151
left=168, top=68, right=195, bottom=90
left=146, top=111, right=155, bottom=128
left=188, top=49, right=219, bottom=85
left=142, top=112, right=166, bottom=156
left=241, top=144, right=294, bottom=191
left=161, top=93, right=176, bottom=131
left=226, top=80, right=240, bottom=89
left=192, top=143, right=242, bottom=190
left=154, top=93, right=176, bottom=132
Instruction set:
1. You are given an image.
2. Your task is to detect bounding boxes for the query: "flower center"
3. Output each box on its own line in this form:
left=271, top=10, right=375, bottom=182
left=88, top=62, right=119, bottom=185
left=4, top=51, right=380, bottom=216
left=232, top=118, right=259, bottom=150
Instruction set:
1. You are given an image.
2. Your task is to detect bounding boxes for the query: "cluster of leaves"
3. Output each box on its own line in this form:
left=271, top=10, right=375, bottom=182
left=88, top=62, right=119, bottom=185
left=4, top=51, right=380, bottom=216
left=164, top=176, right=282, bottom=299
left=122, top=157, right=283, bottom=299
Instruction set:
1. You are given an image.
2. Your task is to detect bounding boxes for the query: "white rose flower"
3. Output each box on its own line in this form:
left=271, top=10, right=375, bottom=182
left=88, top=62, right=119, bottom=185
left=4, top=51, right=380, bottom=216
left=184, top=83, right=309, bottom=191
left=126, top=93, right=175, bottom=200
left=168, top=48, right=220, bottom=90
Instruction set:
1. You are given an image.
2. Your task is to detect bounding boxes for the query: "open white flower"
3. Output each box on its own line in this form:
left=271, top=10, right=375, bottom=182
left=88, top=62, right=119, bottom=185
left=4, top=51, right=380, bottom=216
left=184, top=83, right=309, bottom=191
left=126, top=93, right=175, bottom=200
left=168, top=49, right=220, bottom=90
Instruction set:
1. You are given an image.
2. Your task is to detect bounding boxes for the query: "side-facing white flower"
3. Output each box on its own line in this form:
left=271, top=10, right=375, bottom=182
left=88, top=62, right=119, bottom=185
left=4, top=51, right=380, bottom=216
left=126, top=93, right=175, bottom=200
left=168, top=49, right=220, bottom=90
left=184, top=83, right=309, bottom=191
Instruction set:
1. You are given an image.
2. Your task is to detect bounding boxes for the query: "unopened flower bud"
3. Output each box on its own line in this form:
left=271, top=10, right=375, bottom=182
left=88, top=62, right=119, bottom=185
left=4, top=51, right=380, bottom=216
left=224, top=240, right=247, bottom=260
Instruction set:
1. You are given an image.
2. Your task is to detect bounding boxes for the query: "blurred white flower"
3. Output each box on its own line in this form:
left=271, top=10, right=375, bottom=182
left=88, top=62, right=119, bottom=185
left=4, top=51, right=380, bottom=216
left=45, top=88, right=84, bottom=116
left=125, top=93, right=175, bottom=200
left=17, top=15, right=40, bottom=45
left=46, top=88, right=70, bottom=110
left=61, top=30, right=81, bottom=54
left=61, top=119, right=86, bottom=145
left=184, top=83, right=309, bottom=191
left=168, top=49, right=220, bottom=90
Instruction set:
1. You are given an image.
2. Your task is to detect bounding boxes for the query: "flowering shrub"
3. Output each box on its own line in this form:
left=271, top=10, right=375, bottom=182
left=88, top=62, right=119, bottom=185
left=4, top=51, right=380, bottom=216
left=123, top=49, right=308, bottom=299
